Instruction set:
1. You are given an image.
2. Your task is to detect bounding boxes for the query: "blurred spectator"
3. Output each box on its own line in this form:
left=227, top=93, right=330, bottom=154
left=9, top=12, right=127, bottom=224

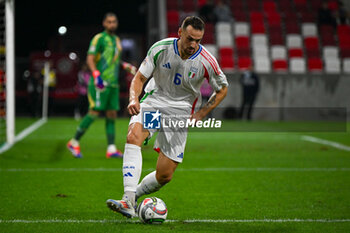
left=239, top=65, right=260, bottom=120
left=198, top=0, right=216, bottom=23
left=336, top=1, right=349, bottom=25
left=27, top=71, right=43, bottom=117
left=214, top=0, right=233, bottom=23
left=318, top=1, right=337, bottom=28
left=41, top=61, right=56, bottom=115
left=75, top=63, right=90, bottom=119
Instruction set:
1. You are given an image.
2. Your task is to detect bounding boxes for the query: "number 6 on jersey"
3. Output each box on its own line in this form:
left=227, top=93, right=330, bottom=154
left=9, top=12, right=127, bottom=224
left=173, top=73, right=182, bottom=85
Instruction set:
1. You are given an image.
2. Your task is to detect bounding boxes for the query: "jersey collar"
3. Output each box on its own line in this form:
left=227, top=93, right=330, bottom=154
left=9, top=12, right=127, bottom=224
left=173, top=38, right=203, bottom=60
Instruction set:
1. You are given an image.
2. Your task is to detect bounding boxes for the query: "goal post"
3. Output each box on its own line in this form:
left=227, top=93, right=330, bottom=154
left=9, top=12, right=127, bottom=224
left=0, top=0, right=48, bottom=153
left=5, top=0, right=15, bottom=145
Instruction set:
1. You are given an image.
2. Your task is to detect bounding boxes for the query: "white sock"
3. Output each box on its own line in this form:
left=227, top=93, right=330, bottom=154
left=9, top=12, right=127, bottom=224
left=136, top=171, right=162, bottom=199
left=70, top=138, right=79, bottom=147
left=123, top=143, right=142, bottom=204
left=107, top=144, right=117, bottom=152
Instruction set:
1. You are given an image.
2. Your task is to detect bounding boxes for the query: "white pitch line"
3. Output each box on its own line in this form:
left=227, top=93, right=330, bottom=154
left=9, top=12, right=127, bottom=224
left=0, top=219, right=349, bottom=224
left=0, top=167, right=350, bottom=172
left=302, top=135, right=350, bottom=152
left=0, top=118, right=47, bottom=154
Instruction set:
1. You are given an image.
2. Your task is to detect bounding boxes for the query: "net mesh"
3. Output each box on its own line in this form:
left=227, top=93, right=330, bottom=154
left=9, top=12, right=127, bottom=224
left=0, top=1, right=5, bottom=145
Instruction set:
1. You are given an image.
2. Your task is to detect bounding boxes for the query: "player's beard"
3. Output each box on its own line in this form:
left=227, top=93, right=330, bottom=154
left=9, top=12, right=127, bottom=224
left=185, top=46, right=196, bottom=56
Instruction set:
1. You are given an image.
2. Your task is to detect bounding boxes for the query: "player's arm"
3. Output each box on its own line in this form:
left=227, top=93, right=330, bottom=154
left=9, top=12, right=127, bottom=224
left=121, top=61, right=137, bottom=75
left=128, top=71, right=147, bottom=115
left=192, top=86, right=228, bottom=121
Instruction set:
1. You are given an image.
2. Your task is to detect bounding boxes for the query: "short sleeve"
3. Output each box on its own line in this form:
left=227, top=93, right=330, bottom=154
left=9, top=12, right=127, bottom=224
left=206, top=58, right=229, bottom=91
left=87, top=34, right=102, bottom=55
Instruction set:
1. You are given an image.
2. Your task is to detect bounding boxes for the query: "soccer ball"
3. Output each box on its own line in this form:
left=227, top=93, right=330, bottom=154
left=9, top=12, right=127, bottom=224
left=137, top=197, right=168, bottom=224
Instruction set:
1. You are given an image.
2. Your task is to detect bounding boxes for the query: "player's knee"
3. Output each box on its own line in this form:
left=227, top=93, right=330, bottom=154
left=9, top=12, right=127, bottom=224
left=126, top=131, right=141, bottom=145
left=156, top=172, right=173, bottom=185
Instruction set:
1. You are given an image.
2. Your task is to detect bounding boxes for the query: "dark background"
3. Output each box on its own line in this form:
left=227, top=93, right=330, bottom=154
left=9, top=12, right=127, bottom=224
left=15, top=0, right=147, bottom=57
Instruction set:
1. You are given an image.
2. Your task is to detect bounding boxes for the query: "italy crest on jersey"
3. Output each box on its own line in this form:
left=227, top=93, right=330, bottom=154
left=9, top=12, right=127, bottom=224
left=188, top=66, right=198, bottom=79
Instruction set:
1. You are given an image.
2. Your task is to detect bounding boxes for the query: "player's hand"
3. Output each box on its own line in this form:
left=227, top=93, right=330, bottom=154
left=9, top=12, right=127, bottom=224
left=122, top=62, right=137, bottom=75
left=92, top=70, right=105, bottom=90
left=190, top=111, right=205, bottom=122
left=127, top=99, right=140, bottom=116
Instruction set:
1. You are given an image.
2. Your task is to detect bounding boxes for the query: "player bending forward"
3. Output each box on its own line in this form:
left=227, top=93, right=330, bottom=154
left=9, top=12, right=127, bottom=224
left=106, top=16, right=228, bottom=217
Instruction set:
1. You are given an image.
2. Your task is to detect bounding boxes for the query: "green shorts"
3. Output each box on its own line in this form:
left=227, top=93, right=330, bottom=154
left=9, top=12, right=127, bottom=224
left=88, top=85, right=120, bottom=111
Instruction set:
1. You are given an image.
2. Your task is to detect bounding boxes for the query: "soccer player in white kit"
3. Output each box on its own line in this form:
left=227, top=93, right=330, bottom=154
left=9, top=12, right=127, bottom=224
left=106, top=16, right=228, bottom=218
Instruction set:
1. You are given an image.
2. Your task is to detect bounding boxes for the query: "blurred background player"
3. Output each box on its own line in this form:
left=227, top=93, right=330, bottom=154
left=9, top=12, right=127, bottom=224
left=106, top=16, right=228, bottom=218
left=67, top=12, right=136, bottom=158
left=239, top=65, right=260, bottom=121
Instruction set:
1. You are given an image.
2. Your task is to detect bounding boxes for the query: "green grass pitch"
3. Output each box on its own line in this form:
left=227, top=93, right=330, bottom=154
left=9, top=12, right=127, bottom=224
left=0, top=118, right=349, bottom=232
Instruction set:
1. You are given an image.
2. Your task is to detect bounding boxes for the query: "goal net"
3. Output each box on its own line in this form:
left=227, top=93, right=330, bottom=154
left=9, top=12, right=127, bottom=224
left=0, top=0, right=49, bottom=153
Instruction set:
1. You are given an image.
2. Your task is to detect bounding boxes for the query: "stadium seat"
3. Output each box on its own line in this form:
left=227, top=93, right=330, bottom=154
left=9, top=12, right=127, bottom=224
left=279, top=0, right=293, bottom=12
left=254, top=57, right=271, bottom=73
left=294, top=0, right=308, bottom=11
left=220, top=55, right=235, bottom=70
left=302, top=23, right=317, bottom=37
left=247, top=0, right=261, bottom=11
left=304, top=37, right=320, bottom=57
left=321, top=34, right=336, bottom=46
left=324, top=58, right=341, bottom=73
left=341, top=49, right=350, bottom=58
left=237, top=48, right=250, bottom=57
left=167, top=11, right=179, bottom=25
left=235, top=36, right=250, bottom=48
left=289, top=48, right=304, bottom=58
left=287, top=34, right=302, bottom=48
left=216, top=22, right=232, bottom=34
left=263, top=1, right=277, bottom=13
left=290, top=58, right=306, bottom=73
left=270, top=32, right=284, bottom=45
left=337, top=25, right=350, bottom=37
left=343, top=58, right=350, bottom=73
left=168, top=32, right=178, bottom=38
left=284, top=12, right=299, bottom=23
left=202, top=31, right=215, bottom=44
left=250, top=12, right=264, bottom=22
left=205, top=23, right=214, bottom=34
left=204, top=44, right=218, bottom=59
left=219, top=47, right=234, bottom=57
left=323, top=46, right=339, bottom=59
left=238, top=57, right=252, bottom=70
left=285, top=22, right=300, bottom=34
left=308, top=58, right=323, bottom=72
left=272, top=59, right=288, bottom=72
left=216, top=33, right=233, bottom=48
left=252, top=34, right=268, bottom=48
left=300, top=12, right=316, bottom=23
left=182, top=0, right=196, bottom=12
left=328, top=0, right=338, bottom=11
left=271, top=46, right=287, bottom=60
left=251, top=22, right=266, bottom=34
left=253, top=46, right=269, bottom=58
left=166, top=0, right=178, bottom=10
left=233, top=11, right=248, bottom=22
left=234, top=22, right=249, bottom=36
left=310, top=0, right=322, bottom=9
left=266, top=12, right=281, bottom=27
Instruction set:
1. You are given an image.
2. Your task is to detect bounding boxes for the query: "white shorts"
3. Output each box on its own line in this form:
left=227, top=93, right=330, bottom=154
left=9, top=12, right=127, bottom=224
left=129, top=96, right=193, bottom=163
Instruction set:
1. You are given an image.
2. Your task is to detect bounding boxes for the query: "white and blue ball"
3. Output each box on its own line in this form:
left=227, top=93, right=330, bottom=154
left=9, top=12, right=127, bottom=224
left=137, top=197, right=167, bottom=224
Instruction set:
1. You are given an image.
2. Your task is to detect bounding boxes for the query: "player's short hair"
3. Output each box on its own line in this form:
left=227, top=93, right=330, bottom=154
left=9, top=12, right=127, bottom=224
left=181, top=16, right=205, bottom=31
left=103, top=12, right=117, bottom=21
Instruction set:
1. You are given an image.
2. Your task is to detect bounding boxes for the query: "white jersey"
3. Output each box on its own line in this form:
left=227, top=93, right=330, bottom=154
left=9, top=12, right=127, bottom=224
left=139, top=38, right=228, bottom=109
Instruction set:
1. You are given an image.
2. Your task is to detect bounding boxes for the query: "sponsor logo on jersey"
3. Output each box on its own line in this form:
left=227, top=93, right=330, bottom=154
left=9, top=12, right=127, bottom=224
left=143, top=110, right=161, bottom=129
left=162, top=62, right=171, bottom=69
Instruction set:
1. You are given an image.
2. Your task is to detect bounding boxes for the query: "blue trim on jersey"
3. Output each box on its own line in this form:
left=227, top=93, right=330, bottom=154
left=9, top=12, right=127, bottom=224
left=173, top=39, right=180, bottom=56
left=189, top=45, right=202, bottom=60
